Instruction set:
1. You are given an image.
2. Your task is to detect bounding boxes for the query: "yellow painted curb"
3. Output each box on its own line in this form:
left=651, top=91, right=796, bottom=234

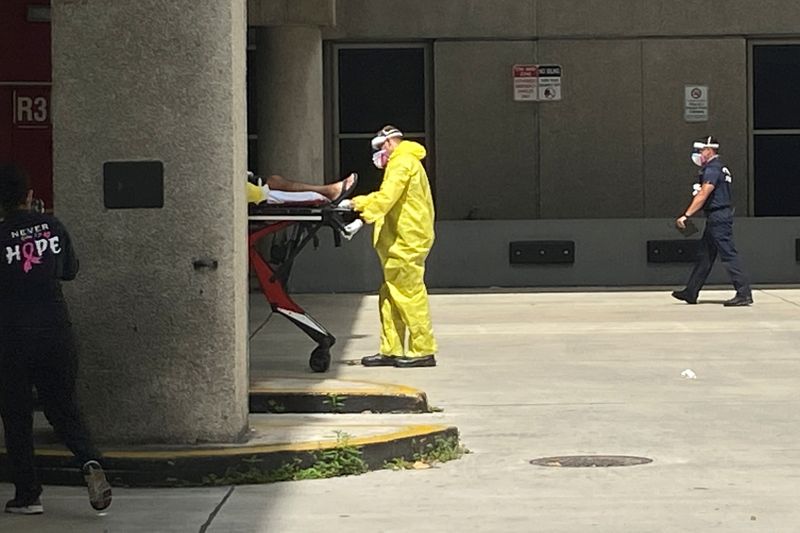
left=249, top=377, right=424, bottom=398
left=0, top=424, right=452, bottom=460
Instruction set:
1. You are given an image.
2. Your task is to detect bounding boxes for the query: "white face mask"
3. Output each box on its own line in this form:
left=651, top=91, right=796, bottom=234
left=372, top=149, right=388, bottom=170
left=691, top=152, right=704, bottom=167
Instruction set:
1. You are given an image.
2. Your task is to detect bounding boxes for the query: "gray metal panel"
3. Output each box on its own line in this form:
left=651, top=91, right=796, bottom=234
left=248, top=0, right=335, bottom=27
left=323, top=0, right=536, bottom=40
left=642, top=39, right=748, bottom=217
left=537, top=0, right=800, bottom=38
left=538, top=40, right=644, bottom=219
left=314, top=0, right=800, bottom=39
left=289, top=218, right=800, bottom=291
left=434, top=41, right=538, bottom=220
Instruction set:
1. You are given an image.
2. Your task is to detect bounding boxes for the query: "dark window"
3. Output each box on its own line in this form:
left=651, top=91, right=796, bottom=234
left=246, top=50, right=258, bottom=135
left=753, top=45, right=800, bottom=130
left=754, top=135, right=800, bottom=216
left=246, top=34, right=258, bottom=174
left=248, top=138, right=258, bottom=175
left=338, top=138, right=382, bottom=196
left=333, top=45, right=430, bottom=195
left=338, top=48, right=425, bottom=133
left=753, top=44, right=800, bottom=216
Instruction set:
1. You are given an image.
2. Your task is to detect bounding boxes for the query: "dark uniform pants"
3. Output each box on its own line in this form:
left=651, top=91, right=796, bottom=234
left=0, top=326, right=100, bottom=499
left=684, top=208, right=751, bottom=299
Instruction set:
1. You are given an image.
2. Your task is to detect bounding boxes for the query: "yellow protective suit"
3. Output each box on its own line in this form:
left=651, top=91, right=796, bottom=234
left=352, top=140, right=437, bottom=358
left=246, top=182, right=265, bottom=204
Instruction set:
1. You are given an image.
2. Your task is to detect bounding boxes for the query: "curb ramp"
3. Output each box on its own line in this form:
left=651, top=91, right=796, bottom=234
left=249, top=376, right=429, bottom=413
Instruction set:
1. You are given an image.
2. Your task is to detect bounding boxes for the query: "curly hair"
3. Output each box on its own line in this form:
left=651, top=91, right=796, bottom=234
left=0, top=164, right=30, bottom=214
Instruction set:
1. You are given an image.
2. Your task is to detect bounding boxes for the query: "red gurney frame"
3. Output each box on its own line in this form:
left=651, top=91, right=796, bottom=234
left=248, top=204, right=356, bottom=372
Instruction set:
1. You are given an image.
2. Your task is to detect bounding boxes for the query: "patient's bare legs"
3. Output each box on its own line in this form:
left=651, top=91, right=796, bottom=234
left=266, top=173, right=356, bottom=202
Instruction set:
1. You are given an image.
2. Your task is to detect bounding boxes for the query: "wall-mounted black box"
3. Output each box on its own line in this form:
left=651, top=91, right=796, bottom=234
left=647, top=240, right=701, bottom=263
left=103, top=160, right=164, bottom=209
left=796, top=239, right=800, bottom=262
left=509, top=241, right=575, bottom=265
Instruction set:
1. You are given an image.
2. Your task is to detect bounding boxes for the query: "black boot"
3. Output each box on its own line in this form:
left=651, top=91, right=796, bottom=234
left=723, top=295, right=753, bottom=307
left=671, top=290, right=697, bottom=304
left=394, top=355, right=437, bottom=368
left=361, top=354, right=397, bottom=367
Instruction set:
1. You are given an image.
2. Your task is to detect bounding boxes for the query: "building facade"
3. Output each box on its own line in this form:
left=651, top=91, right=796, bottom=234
left=248, top=0, right=800, bottom=289
left=4, top=1, right=800, bottom=289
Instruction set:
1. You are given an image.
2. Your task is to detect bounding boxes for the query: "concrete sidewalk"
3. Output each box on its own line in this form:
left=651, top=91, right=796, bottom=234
left=3, top=288, right=800, bottom=532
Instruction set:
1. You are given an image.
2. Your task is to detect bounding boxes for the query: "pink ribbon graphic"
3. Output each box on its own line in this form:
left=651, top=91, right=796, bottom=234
left=21, top=242, right=43, bottom=273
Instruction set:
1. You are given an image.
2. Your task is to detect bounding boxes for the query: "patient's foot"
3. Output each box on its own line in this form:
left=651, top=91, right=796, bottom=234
left=326, top=173, right=357, bottom=201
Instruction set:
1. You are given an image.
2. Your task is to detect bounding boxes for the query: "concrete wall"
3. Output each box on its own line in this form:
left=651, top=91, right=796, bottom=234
left=430, top=37, right=751, bottom=220
left=248, top=0, right=335, bottom=27
left=53, top=0, right=249, bottom=444
left=325, top=0, right=537, bottom=40
left=538, top=40, right=644, bottom=219
left=434, top=41, right=539, bottom=220
left=536, top=0, right=800, bottom=38
left=536, top=38, right=748, bottom=219
left=244, top=0, right=800, bottom=287
left=641, top=39, right=748, bottom=217
left=256, top=26, right=325, bottom=182
left=289, top=218, right=800, bottom=292
left=319, top=0, right=800, bottom=40
left=309, top=2, right=798, bottom=221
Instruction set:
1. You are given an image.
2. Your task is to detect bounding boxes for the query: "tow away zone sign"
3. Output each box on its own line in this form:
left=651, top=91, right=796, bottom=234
left=513, top=64, right=562, bottom=102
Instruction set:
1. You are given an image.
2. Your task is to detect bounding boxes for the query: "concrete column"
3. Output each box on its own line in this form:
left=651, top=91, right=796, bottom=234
left=256, top=26, right=324, bottom=183
left=51, top=0, right=249, bottom=444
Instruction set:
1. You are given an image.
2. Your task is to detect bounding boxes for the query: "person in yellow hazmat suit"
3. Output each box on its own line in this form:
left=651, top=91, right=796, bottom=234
left=341, top=125, right=438, bottom=368
left=246, top=172, right=357, bottom=204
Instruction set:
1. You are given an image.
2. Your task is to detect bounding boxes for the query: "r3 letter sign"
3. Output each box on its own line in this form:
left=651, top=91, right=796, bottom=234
left=13, top=88, right=50, bottom=129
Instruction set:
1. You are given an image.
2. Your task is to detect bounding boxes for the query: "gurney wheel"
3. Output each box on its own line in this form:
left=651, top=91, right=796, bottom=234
left=309, top=347, right=331, bottom=373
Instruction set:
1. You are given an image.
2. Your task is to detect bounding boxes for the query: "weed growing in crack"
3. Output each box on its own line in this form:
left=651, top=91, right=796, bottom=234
left=203, top=431, right=366, bottom=485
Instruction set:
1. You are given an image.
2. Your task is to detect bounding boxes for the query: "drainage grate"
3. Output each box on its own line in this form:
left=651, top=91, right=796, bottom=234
left=530, top=455, right=652, bottom=468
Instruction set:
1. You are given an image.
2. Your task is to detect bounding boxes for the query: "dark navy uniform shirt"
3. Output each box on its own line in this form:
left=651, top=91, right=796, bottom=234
left=0, top=210, right=78, bottom=328
left=698, top=157, right=733, bottom=212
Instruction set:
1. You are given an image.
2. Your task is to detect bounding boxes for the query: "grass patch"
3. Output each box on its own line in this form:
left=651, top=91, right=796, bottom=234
left=265, top=399, right=285, bottom=413
left=322, top=393, right=347, bottom=413
left=203, top=431, right=367, bottom=485
left=384, top=435, right=468, bottom=470
left=202, top=433, right=466, bottom=485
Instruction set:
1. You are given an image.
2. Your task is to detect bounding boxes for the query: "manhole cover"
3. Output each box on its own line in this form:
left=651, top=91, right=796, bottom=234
left=530, top=455, right=652, bottom=468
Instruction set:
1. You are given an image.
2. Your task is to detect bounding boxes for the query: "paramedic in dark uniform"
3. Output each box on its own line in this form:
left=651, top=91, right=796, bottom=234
left=0, top=164, right=112, bottom=514
left=672, top=137, right=753, bottom=306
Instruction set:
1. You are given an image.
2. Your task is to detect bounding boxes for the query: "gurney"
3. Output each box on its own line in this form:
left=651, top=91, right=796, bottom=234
left=248, top=200, right=360, bottom=372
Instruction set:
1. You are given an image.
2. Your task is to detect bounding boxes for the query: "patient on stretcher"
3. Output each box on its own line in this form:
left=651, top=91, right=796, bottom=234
left=247, top=172, right=357, bottom=206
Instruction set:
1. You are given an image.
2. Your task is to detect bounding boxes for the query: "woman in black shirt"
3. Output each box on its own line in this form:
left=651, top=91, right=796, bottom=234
left=0, top=164, right=112, bottom=514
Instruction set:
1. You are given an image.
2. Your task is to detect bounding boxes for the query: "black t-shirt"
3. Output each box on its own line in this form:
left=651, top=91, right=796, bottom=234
left=0, top=210, right=78, bottom=327
left=699, top=157, right=733, bottom=211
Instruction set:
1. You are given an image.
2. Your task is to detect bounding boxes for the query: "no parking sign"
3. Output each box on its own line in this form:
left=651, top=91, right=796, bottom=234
left=685, top=85, right=708, bottom=122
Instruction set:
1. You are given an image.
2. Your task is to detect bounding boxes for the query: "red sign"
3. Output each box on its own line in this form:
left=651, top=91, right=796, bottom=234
left=513, top=65, right=539, bottom=78
left=1, top=0, right=53, bottom=207
left=513, top=64, right=539, bottom=101
left=2, top=85, right=53, bottom=207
